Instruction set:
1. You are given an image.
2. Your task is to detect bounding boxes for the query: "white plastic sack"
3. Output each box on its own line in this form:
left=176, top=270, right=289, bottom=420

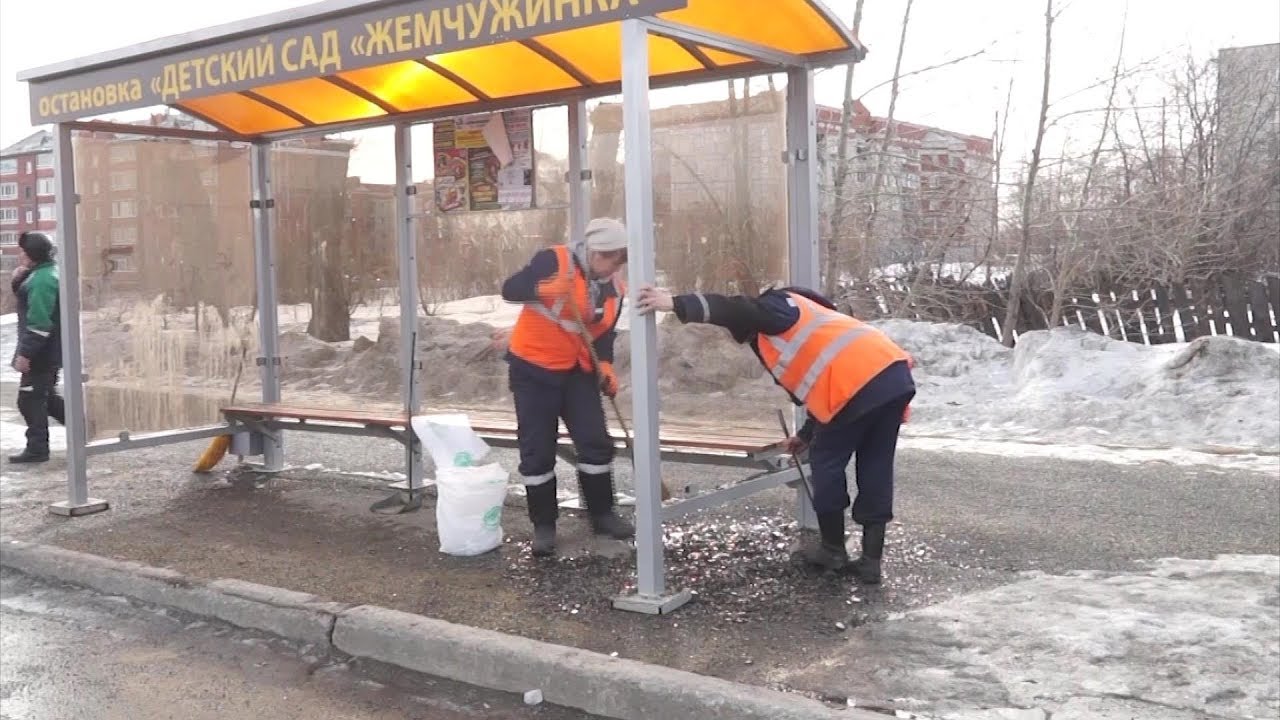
left=435, top=463, right=509, bottom=556
left=411, top=414, right=491, bottom=469
left=410, top=413, right=507, bottom=556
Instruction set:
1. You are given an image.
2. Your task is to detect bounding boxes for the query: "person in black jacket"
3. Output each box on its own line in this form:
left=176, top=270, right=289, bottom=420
left=9, top=231, right=65, bottom=464
left=637, top=283, right=915, bottom=584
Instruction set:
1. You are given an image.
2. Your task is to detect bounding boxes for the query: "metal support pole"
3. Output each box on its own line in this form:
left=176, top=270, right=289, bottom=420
left=785, top=68, right=821, bottom=531
left=393, top=122, right=425, bottom=494
left=567, top=100, right=591, bottom=242
left=250, top=141, right=283, bottom=471
left=48, top=123, right=107, bottom=517
left=612, top=19, right=691, bottom=616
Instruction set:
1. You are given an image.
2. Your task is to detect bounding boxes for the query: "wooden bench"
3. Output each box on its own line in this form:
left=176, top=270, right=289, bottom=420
left=220, top=402, right=786, bottom=467
left=219, top=402, right=808, bottom=521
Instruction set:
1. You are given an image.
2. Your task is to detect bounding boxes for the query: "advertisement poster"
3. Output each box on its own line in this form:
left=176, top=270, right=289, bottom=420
left=434, top=109, right=534, bottom=213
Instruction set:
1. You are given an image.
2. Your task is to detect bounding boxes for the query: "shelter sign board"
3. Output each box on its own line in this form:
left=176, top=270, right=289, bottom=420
left=24, top=0, right=686, bottom=126
left=434, top=109, right=534, bottom=213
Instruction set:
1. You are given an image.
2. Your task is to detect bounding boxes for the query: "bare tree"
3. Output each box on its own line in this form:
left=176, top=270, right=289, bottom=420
left=859, top=0, right=914, bottom=282
left=1001, top=0, right=1056, bottom=347
left=1046, top=6, right=1127, bottom=326
left=822, top=0, right=866, bottom=296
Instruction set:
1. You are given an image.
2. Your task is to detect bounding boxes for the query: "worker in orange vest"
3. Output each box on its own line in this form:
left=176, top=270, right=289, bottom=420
left=636, top=284, right=915, bottom=584
left=502, top=218, right=635, bottom=557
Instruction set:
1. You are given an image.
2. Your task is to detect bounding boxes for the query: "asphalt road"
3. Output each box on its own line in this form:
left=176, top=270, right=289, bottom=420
left=0, top=569, right=602, bottom=720
left=276, top=427, right=1280, bottom=571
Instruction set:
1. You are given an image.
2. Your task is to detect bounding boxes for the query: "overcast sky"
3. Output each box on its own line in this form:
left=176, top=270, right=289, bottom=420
left=1, top=0, right=1276, bottom=184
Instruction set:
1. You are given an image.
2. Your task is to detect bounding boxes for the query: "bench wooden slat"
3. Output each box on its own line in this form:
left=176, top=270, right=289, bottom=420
left=221, top=403, right=780, bottom=454
left=222, top=403, right=408, bottom=427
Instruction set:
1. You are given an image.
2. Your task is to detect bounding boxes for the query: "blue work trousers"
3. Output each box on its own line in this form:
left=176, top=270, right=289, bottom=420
left=807, top=392, right=914, bottom=526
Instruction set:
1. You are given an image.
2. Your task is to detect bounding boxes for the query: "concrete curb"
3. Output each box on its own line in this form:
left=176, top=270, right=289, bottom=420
left=0, top=536, right=873, bottom=720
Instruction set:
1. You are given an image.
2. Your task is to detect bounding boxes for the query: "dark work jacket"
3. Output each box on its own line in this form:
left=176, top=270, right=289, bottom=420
left=501, top=248, right=621, bottom=386
left=671, top=286, right=914, bottom=440
left=12, top=261, right=62, bottom=370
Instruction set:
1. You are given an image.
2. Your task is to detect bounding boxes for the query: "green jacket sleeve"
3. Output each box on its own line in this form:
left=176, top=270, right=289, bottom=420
left=17, top=268, right=58, bottom=358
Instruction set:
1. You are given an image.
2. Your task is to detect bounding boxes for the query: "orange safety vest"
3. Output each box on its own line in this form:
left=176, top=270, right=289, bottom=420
left=757, top=292, right=912, bottom=423
left=508, top=245, right=625, bottom=372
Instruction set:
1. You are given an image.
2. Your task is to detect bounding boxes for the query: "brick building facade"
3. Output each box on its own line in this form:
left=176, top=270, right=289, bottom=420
left=0, top=130, right=57, bottom=272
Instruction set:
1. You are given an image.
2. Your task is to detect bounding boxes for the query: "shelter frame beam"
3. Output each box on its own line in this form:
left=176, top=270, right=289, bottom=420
left=48, top=123, right=108, bottom=518
left=250, top=142, right=284, bottom=471
left=394, top=121, right=426, bottom=493
left=638, top=18, right=809, bottom=68
left=611, top=18, right=691, bottom=616
left=784, top=67, right=821, bottom=530
left=567, top=100, right=591, bottom=244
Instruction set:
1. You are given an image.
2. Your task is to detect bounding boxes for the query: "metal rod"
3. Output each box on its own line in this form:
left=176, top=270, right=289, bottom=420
left=522, top=39, right=596, bottom=86
left=250, top=141, right=284, bottom=471
left=566, top=99, right=590, bottom=246
left=620, top=17, right=665, bottom=599
left=662, top=466, right=803, bottom=520
left=776, top=408, right=817, bottom=512
left=240, top=91, right=315, bottom=126
left=85, top=425, right=232, bottom=456
left=64, top=118, right=244, bottom=143
left=252, top=63, right=809, bottom=142
left=639, top=18, right=808, bottom=68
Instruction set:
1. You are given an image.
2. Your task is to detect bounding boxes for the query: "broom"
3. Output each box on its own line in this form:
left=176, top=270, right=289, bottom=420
left=567, top=293, right=673, bottom=503
left=193, top=342, right=248, bottom=473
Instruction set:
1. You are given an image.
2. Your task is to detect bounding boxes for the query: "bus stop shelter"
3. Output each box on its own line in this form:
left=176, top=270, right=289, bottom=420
left=18, top=0, right=864, bottom=614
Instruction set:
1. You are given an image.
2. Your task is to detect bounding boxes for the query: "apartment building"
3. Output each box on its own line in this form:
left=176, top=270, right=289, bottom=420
left=0, top=130, right=57, bottom=272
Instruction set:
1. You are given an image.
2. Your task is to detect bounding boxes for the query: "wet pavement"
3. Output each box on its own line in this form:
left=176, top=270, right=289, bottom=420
left=0, top=569, right=602, bottom=720
left=3, top=383, right=1278, bottom=711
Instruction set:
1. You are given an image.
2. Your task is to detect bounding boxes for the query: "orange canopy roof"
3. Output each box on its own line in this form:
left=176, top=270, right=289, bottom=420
left=19, top=0, right=863, bottom=138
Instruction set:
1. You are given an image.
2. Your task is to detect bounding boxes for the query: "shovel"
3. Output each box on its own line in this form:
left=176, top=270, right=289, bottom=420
left=567, top=294, right=674, bottom=503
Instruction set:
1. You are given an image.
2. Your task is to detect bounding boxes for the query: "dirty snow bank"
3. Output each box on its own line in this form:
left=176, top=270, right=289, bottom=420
left=875, top=320, right=1280, bottom=453
left=29, top=296, right=1280, bottom=455
left=271, top=308, right=1280, bottom=453
left=783, top=554, right=1280, bottom=720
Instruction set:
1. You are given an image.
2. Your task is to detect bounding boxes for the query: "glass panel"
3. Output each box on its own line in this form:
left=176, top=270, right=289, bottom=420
left=267, top=126, right=402, bottom=414
left=179, top=94, right=303, bottom=135
left=339, top=61, right=477, bottom=112
left=408, top=110, right=569, bottom=431
left=592, top=76, right=793, bottom=435
left=70, top=127, right=257, bottom=442
left=429, top=42, right=577, bottom=98
left=253, top=77, right=387, bottom=125
left=660, top=0, right=846, bottom=55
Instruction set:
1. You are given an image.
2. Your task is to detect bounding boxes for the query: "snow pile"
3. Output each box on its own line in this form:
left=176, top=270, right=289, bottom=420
left=786, top=554, right=1280, bottom=719
left=877, top=321, right=1280, bottom=453
left=15, top=296, right=1279, bottom=455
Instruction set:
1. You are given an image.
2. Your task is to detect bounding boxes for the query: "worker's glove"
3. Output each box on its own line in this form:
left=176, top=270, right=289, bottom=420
left=536, top=274, right=574, bottom=305
left=598, top=361, right=619, bottom=398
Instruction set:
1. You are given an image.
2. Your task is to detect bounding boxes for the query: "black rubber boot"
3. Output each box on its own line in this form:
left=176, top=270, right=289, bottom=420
left=8, top=449, right=50, bottom=464
left=579, top=471, right=634, bottom=540
left=525, top=480, right=559, bottom=557
left=851, top=523, right=886, bottom=584
left=797, top=512, right=849, bottom=571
